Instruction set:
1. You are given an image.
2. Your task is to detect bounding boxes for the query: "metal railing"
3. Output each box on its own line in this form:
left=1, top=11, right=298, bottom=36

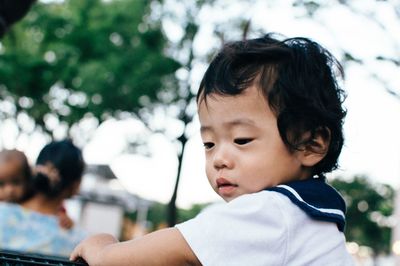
left=0, top=250, right=88, bottom=266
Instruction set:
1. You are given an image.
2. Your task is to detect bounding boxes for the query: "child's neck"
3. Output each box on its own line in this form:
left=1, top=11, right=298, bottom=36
left=21, top=194, right=63, bottom=216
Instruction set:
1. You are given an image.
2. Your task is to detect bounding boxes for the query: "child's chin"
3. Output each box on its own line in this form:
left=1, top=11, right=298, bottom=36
left=220, top=194, right=240, bottom=202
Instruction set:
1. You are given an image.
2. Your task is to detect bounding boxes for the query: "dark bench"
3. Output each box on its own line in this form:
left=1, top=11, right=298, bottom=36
left=0, top=250, right=88, bottom=266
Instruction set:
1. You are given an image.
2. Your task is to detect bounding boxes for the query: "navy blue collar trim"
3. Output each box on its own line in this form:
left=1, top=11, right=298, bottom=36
left=266, top=178, right=346, bottom=232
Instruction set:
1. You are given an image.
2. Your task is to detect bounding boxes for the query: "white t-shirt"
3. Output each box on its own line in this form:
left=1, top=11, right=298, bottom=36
left=176, top=190, right=354, bottom=266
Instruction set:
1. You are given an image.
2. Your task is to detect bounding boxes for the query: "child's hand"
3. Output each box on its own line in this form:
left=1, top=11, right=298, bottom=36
left=70, top=233, right=118, bottom=265
left=58, top=211, right=74, bottom=229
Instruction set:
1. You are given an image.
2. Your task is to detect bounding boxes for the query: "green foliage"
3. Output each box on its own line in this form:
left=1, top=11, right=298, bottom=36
left=133, top=201, right=208, bottom=230
left=0, top=0, right=180, bottom=135
left=177, top=203, right=209, bottom=223
left=146, top=202, right=168, bottom=229
left=331, top=176, right=395, bottom=255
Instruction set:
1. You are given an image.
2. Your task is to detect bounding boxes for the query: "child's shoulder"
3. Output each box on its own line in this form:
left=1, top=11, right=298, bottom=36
left=176, top=190, right=331, bottom=266
left=265, top=178, right=346, bottom=232
left=0, top=201, right=21, bottom=212
left=195, top=190, right=291, bottom=222
left=0, top=202, right=26, bottom=226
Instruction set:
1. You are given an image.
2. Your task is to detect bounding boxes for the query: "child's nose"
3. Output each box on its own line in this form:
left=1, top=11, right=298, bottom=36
left=213, top=145, right=233, bottom=170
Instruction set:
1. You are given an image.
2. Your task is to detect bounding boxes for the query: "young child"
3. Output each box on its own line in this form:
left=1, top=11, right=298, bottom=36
left=0, top=149, right=32, bottom=203
left=0, top=148, right=74, bottom=230
left=70, top=34, right=354, bottom=265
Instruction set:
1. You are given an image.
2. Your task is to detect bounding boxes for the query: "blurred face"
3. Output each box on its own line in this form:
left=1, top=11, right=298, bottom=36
left=0, top=160, right=26, bottom=202
left=198, top=85, right=309, bottom=202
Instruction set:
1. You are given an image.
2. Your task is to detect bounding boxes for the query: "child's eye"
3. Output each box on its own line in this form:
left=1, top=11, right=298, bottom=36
left=234, top=138, right=253, bottom=145
left=203, top=142, right=214, bottom=149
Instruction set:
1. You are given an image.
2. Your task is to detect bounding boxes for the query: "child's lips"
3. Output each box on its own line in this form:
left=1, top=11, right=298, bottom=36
left=216, top=177, right=238, bottom=196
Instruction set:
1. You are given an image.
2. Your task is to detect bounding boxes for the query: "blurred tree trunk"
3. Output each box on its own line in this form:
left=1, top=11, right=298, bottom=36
left=167, top=133, right=188, bottom=226
left=166, top=15, right=198, bottom=226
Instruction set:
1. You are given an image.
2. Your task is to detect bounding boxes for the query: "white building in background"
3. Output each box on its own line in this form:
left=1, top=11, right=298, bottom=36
left=65, top=164, right=153, bottom=239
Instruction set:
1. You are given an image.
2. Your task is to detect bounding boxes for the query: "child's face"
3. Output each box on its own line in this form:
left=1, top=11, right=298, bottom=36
left=0, top=160, right=26, bottom=202
left=198, top=85, right=308, bottom=202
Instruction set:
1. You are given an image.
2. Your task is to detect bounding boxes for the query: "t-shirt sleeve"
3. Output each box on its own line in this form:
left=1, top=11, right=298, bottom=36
left=175, top=192, right=289, bottom=266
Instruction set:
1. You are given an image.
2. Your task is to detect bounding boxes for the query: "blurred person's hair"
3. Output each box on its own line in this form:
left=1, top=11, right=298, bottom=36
left=33, top=140, right=85, bottom=198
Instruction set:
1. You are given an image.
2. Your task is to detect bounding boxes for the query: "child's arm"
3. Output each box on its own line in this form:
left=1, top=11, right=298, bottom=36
left=58, top=207, right=74, bottom=229
left=70, top=228, right=201, bottom=266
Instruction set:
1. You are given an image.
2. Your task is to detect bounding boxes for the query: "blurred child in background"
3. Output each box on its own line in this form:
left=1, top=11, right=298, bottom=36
left=0, top=149, right=32, bottom=203
left=0, top=148, right=74, bottom=229
left=0, top=140, right=87, bottom=257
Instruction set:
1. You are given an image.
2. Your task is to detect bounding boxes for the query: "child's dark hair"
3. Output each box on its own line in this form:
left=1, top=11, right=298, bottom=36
left=197, top=33, right=346, bottom=177
left=33, top=139, right=85, bottom=198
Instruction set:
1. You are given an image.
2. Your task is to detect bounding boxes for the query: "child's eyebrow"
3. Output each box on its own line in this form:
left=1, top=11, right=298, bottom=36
left=200, top=118, right=256, bottom=133
left=200, top=126, right=212, bottom=134
left=226, top=118, right=256, bottom=127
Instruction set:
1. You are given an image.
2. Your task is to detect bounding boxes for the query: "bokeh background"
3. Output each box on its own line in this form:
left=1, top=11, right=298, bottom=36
left=0, top=0, right=399, bottom=265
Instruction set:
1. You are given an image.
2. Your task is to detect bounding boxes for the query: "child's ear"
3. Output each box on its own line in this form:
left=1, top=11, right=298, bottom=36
left=298, top=128, right=331, bottom=167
